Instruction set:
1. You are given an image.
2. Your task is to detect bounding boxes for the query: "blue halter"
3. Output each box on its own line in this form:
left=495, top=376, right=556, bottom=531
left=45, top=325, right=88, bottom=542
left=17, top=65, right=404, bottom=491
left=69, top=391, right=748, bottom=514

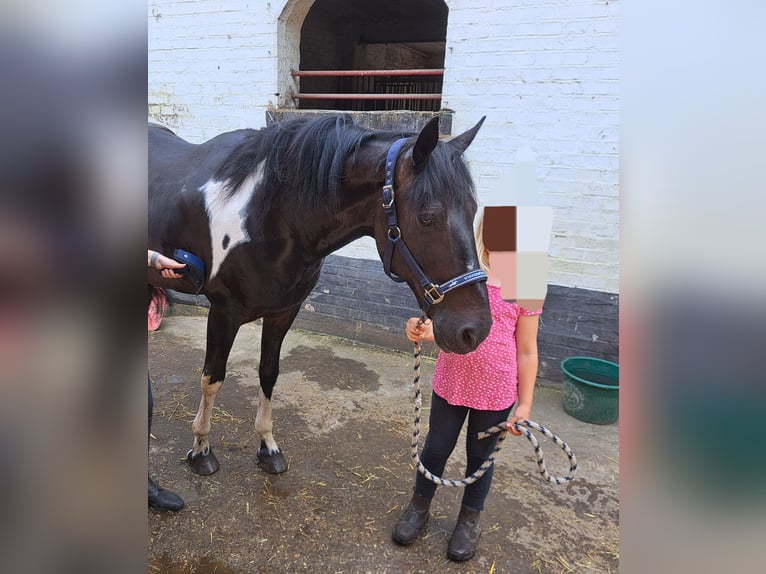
left=380, top=138, right=488, bottom=314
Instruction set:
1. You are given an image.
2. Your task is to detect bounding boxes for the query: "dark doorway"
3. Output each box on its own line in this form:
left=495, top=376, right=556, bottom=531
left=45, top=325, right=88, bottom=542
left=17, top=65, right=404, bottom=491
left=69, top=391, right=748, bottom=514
left=297, top=0, right=448, bottom=111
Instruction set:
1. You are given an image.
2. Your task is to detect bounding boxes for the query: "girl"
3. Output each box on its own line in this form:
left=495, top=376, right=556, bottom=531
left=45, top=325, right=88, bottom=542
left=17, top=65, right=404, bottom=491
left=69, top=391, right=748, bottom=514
left=391, top=214, right=542, bottom=562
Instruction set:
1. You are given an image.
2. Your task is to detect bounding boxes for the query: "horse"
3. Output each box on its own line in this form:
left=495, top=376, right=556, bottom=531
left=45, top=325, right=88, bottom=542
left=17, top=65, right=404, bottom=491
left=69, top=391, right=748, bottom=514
left=148, top=113, right=491, bottom=476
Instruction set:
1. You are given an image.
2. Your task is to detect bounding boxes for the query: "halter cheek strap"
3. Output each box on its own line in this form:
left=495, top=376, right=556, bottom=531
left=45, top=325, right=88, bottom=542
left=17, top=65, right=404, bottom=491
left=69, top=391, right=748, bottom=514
left=380, top=138, right=487, bottom=314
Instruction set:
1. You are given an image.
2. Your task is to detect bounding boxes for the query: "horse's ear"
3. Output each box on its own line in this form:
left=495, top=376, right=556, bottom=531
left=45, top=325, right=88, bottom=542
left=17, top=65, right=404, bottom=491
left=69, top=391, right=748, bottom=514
left=448, top=116, right=486, bottom=154
left=412, top=116, right=440, bottom=167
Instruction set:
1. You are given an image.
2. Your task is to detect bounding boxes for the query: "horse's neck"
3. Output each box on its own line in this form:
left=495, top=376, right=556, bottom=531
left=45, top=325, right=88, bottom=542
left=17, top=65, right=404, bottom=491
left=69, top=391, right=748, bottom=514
left=302, top=208, right=373, bottom=258
left=292, top=186, right=380, bottom=258
left=287, top=141, right=388, bottom=258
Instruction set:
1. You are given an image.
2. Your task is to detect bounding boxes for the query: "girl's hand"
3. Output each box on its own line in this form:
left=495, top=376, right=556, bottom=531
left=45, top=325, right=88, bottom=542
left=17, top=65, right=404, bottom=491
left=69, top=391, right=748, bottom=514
left=149, top=250, right=187, bottom=279
left=505, top=404, right=532, bottom=436
left=405, top=317, right=433, bottom=342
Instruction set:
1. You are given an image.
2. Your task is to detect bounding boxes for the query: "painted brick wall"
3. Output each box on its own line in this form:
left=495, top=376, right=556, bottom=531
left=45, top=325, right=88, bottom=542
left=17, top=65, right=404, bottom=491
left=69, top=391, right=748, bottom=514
left=148, top=0, right=281, bottom=142
left=443, top=0, right=619, bottom=294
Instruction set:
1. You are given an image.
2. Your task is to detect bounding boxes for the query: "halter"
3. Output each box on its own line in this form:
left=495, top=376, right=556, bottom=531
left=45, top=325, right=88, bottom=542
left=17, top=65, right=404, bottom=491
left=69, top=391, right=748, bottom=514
left=381, top=138, right=488, bottom=314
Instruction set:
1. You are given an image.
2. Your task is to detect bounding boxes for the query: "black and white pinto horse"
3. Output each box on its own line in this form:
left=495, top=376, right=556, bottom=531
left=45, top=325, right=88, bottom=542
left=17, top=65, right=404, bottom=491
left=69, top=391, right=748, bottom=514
left=149, top=114, right=491, bottom=475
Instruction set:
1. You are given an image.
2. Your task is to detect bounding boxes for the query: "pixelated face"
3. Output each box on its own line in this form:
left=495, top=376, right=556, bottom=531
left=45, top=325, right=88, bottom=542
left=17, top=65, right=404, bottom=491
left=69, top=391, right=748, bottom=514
left=482, top=205, right=552, bottom=311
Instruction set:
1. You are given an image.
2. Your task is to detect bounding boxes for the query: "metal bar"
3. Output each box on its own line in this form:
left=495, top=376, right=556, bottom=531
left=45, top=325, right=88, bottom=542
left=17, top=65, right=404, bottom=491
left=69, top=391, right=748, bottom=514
left=291, top=69, right=444, bottom=78
left=292, top=93, right=442, bottom=100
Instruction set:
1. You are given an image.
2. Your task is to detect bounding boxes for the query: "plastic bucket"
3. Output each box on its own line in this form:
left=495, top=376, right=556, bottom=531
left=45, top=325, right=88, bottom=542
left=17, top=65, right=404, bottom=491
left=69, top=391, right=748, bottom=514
left=561, top=356, right=619, bottom=425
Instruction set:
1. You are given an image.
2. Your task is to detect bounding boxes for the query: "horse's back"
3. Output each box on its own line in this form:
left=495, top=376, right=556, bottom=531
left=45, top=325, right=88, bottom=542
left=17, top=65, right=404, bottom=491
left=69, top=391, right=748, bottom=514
left=148, top=122, right=177, bottom=136
left=149, top=125, right=258, bottom=209
left=149, top=125, right=253, bottom=174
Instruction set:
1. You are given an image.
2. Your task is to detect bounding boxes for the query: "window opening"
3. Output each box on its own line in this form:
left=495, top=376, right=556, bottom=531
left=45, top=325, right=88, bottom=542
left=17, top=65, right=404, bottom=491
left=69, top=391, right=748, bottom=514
left=296, top=0, right=448, bottom=112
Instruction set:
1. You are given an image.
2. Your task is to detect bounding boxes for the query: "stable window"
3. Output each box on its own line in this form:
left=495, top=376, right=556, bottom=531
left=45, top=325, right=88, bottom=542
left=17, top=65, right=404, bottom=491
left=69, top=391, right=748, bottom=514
left=294, top=0, right=448, bottom=112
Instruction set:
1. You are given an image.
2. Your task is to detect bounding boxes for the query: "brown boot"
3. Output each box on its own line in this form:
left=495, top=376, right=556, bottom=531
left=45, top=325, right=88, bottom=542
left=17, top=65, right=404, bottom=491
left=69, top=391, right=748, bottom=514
left=447, top=504, right=482, bottom=561
left=392, top=493, right=431, bottom=546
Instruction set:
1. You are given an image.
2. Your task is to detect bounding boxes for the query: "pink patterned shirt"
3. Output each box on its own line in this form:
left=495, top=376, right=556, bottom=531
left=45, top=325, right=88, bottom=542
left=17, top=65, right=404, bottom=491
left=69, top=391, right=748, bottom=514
left=432, top=284, right=542, bottom=411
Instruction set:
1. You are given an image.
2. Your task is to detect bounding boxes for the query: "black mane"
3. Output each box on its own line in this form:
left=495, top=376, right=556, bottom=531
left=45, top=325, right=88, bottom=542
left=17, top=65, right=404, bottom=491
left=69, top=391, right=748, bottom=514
left=213, top=114, right=476, bottom=213
left=214, top=115, right=377, bottom=211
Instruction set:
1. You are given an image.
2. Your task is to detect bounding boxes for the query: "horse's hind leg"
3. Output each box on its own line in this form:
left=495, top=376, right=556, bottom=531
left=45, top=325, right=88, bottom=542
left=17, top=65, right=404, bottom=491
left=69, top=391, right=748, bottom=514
left=186, top=304, right=242, bottom=475
left=255, top=305, right=301, bottom=474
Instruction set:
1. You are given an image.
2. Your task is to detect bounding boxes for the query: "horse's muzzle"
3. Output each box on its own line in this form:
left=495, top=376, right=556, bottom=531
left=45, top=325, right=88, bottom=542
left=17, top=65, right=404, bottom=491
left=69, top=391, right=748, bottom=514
left=433, top=316, right=491, bottom=355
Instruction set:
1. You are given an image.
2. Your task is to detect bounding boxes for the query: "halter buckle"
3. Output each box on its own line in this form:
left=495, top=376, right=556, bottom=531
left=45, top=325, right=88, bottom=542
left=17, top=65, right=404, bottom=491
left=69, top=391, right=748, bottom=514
left=387, top=226, right=401, bottom=240
left=382, top=186, right=395, bottom=209
left=424, top=284, right=445, bottom=305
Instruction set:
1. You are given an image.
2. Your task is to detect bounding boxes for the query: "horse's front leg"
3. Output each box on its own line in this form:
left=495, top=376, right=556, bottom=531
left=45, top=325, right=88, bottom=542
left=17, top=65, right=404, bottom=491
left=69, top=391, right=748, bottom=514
left=186, top=303, right=242, bottom=475
left=255, top=305, right=301, bottom=474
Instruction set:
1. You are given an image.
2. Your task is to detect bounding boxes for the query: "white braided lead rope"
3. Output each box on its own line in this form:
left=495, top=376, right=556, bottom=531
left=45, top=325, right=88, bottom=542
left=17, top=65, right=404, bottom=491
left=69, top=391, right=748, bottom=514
left=477, top=419, right=578, bottom=485
left=412, top=338, right=577, bottom=487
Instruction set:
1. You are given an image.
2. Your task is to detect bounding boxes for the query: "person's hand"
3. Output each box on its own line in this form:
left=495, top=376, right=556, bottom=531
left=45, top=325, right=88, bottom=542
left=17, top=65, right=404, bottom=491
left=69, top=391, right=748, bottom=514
left=149, top=250, right=186, bottom=279
left=405, top=317, right=432, bottom=343
left=505, top=403, right=532, bottom=436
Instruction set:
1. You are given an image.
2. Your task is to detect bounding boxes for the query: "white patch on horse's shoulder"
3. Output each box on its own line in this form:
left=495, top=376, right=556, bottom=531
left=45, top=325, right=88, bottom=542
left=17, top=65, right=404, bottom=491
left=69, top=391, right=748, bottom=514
left=201, top=162, right=263, bottom=279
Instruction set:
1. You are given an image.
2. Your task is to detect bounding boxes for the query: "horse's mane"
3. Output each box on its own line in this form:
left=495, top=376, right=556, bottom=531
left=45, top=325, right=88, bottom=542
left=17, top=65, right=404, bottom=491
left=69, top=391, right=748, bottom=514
left=213, top=114, right=476, bottom=213
left=213, top=115, right=373, bottom=210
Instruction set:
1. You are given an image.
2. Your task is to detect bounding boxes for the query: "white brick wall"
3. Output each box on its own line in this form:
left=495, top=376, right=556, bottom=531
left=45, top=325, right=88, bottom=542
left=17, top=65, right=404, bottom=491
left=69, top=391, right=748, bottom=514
left=148, top=0, right=280, bottom=141
left=444, top=0, right=619, bottom=293
left=149, top=0, right=619, bottom=294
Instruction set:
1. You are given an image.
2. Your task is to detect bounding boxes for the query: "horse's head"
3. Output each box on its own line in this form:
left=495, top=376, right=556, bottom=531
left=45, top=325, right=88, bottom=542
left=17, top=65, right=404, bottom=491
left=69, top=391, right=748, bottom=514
left=373, top=117, right=492, bottom=354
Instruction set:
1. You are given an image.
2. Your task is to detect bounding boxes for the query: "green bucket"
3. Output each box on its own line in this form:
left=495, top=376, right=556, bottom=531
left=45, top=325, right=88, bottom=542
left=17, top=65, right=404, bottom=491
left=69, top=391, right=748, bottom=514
left=561, top=356, right=619, bottom=425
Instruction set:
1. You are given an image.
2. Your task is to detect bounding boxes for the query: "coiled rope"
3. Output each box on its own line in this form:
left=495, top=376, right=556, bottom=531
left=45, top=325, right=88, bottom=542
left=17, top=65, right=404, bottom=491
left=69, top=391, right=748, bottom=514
left=411, top=336, right=577, bottom=487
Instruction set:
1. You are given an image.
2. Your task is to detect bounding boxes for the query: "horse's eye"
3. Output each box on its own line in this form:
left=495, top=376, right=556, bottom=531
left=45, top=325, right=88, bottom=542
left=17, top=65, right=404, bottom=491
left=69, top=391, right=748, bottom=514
left=418, top=214, right=434, bottom=227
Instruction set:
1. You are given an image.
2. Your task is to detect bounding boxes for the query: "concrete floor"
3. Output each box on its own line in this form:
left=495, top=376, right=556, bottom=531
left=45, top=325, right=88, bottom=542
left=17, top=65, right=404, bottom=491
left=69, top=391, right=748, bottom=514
left=149, top=307, right=619, bottom=573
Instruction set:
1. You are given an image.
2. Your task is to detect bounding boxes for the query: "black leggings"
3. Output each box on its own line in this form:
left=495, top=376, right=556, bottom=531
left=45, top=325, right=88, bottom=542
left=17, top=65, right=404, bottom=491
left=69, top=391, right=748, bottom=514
left=414, top=392, right=513, bottom=511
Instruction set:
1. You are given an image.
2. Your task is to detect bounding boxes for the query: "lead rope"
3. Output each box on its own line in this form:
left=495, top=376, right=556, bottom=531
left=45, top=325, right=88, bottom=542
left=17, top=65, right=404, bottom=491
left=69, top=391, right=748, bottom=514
left=411, top=318, right=577, bottom=486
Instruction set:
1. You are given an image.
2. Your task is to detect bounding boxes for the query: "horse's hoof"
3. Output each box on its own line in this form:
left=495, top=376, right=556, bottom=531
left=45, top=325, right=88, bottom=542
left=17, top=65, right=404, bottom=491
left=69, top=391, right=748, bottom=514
left=186, top=448, right=220, bottom=475
left=256, top=448, right=288, bottom=474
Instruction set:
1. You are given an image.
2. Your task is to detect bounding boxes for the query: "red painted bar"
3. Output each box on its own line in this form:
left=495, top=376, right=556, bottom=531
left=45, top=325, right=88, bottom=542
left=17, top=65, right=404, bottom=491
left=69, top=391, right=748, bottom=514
left=292, top=93, right=442, bottom=100
left=291, top=69, right=444, bottom=77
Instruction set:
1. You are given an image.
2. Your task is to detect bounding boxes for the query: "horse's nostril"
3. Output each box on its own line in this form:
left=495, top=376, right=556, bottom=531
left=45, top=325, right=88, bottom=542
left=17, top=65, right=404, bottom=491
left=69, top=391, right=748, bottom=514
left=458, top=326, right=478, bottom=350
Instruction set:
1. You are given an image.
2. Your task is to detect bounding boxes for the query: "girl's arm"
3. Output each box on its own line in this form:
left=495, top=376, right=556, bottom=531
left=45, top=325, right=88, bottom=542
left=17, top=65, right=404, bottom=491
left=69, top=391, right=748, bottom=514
left=506, top=314, right=540, bottom=435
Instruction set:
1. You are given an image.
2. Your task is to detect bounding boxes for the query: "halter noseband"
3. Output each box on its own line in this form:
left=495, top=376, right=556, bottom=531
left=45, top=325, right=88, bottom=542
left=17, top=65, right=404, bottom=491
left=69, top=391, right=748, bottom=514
left=381, top=137, right=487, bottom=314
